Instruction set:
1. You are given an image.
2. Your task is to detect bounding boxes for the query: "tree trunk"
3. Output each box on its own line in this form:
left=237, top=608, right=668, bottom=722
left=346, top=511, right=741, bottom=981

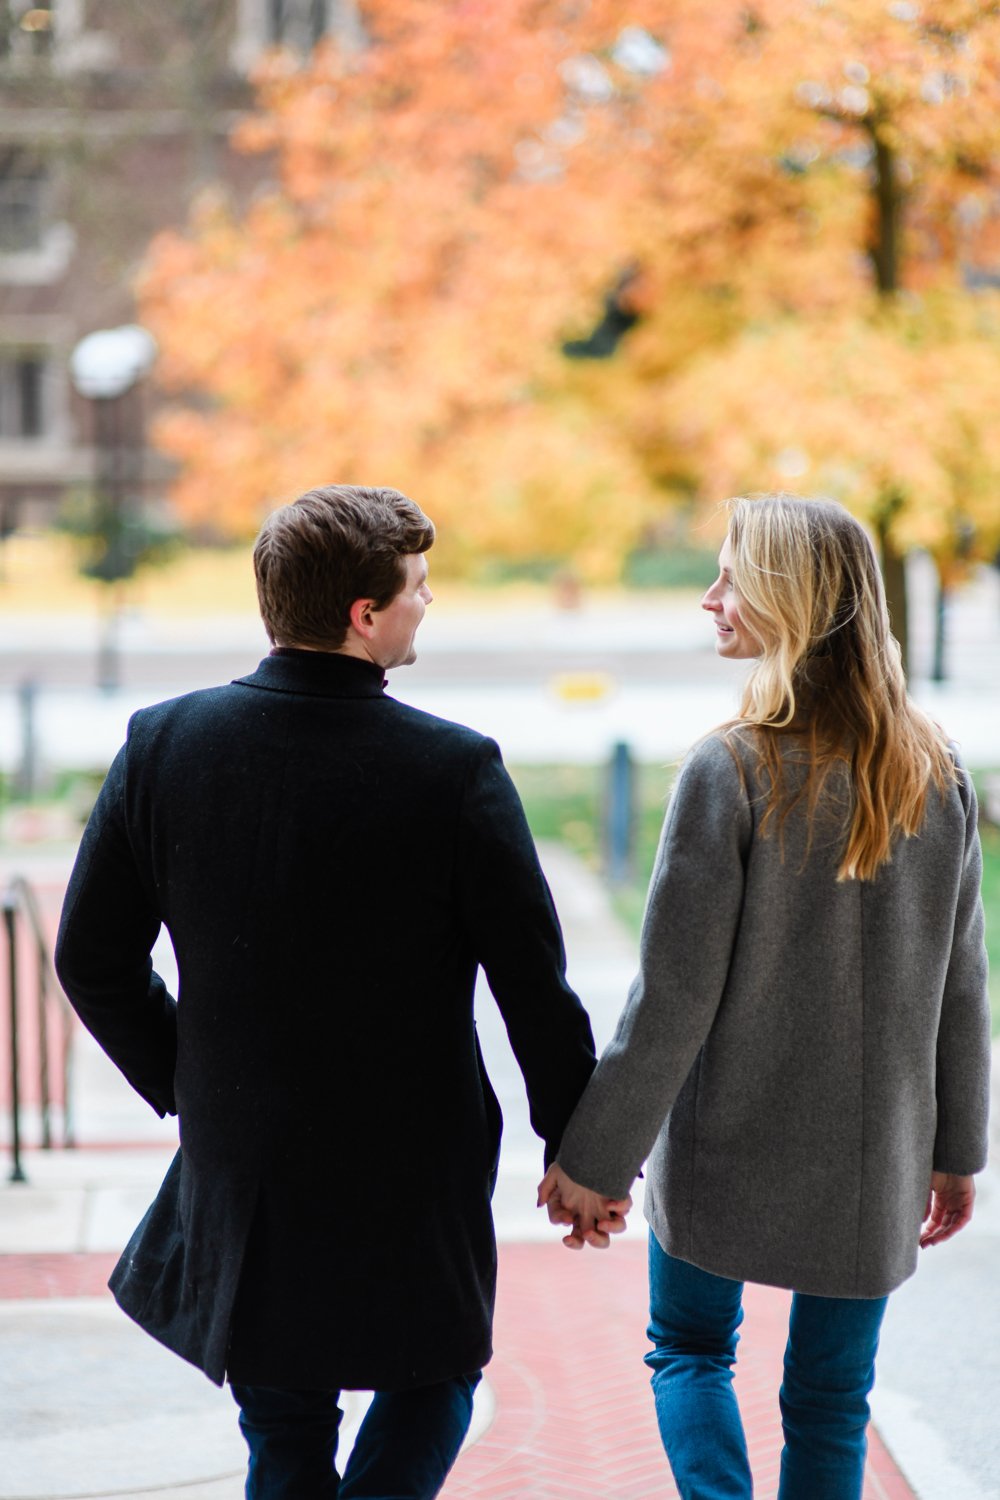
left=878, top=519, right=909, bottom=679
left=868, top=132, right=901, bottom=296
left=932, top=572, right=947, bottom=683
left=868, top=127, right=911, bottom=677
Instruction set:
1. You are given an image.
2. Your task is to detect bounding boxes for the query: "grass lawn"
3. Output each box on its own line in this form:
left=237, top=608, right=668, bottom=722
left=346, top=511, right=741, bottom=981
left=510, top=761, right=1000, bottom=1035
left=0, top=531, right=260, bottom=615
left=0, top=529, right=596, bottom=618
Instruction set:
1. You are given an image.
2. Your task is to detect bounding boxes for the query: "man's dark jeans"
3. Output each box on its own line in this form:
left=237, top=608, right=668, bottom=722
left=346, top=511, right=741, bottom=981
left=230, top=1373, right=481, bottom=1499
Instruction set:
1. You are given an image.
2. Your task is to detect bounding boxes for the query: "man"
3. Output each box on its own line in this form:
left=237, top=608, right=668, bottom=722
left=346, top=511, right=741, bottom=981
left=55, top=484, right=606, bottom=1499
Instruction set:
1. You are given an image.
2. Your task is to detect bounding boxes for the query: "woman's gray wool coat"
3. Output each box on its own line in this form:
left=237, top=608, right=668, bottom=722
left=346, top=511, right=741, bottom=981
left=558, top=732, right=991, bottom=1299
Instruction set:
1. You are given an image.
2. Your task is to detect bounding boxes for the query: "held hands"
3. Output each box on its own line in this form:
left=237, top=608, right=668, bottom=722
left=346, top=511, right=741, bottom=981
left=537, top=1163, right=632, bottom=1251
left=919, top=1170, right=976, bottom=1249
left=541, top=1164, right=976, bottom=1254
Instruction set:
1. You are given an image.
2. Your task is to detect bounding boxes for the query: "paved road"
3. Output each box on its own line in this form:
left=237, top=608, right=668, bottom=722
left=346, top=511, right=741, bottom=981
left=2, top=555, right=998, bottom=690
left=2, top=560, right=998, bottom=773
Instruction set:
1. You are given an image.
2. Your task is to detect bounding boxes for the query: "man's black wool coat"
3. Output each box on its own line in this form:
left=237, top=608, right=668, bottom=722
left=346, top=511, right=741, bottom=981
left=55, top=651, right=597, bottom=1390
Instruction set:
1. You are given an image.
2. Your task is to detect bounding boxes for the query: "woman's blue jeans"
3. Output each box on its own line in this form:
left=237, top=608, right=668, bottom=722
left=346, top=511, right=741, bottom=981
left=230, top=1372, right=480, bottom=1499
left=646, top=1233, right=887, bottom=1500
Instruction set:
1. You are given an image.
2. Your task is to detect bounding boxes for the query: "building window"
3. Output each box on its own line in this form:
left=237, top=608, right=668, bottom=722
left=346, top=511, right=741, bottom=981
left=267, top=0, right=328, bottom=48
left=307, top=0, right=328, bottom=45
left=267, top=0, right=288, bottom=42
left=0, top=150, right=48, bottom=253
left=0, top=351, right=48, bottom=438
left=0, top=2, right=55, bottom=60
left=233, top=0, right=349, bottom=71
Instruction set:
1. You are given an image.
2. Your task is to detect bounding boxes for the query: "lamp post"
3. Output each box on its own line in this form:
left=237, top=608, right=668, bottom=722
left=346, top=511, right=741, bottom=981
left=69, top=324, right=157, bottom=691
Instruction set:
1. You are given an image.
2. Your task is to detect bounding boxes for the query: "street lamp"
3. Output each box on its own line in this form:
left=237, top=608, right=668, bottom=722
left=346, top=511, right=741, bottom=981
left=69, top=324, right=157, bottom=690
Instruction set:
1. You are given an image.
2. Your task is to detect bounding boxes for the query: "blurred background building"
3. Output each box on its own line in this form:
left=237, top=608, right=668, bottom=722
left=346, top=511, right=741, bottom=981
left=0, top=0, right=356, bottom=534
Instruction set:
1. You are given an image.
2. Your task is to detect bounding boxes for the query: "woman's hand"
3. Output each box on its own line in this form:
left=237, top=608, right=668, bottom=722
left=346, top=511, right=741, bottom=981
left=537, top=1163, right=632, bottom=1250
left=919, top=1171, right=976, bottom=1248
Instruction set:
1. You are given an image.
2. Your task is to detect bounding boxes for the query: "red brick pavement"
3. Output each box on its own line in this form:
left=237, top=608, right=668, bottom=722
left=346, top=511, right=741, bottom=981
left=0, top=1240, right=917, bottom=1499
left=443, top=1241, right=916, bottom=1500
left=0, top=1250, right=119, bottom=1299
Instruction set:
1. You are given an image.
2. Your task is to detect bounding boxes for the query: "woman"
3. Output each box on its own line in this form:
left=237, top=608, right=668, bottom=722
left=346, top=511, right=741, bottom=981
left=540, top=495, right=990, bottom=1500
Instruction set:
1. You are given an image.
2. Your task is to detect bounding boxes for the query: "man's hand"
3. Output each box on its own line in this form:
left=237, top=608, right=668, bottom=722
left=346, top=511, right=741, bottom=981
left=537, top=1163, right=632, bottom=1251
left=919, top=1171, right=976, bottom=1248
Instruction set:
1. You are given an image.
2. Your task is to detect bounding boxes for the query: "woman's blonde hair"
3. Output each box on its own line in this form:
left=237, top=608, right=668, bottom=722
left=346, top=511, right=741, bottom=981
left=722, top=493, right=955, bottom=880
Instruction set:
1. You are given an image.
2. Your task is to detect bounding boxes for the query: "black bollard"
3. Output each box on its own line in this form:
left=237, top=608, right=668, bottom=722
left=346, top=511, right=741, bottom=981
left=4, top=893, right=27, bottom=1183
left=605, top=740, right=635, bottom=888
left=15, top=678, right=38, bottom=801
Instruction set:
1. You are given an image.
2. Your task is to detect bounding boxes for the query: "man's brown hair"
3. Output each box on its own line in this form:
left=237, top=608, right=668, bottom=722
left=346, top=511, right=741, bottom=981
left=254, top=485, right=435, bottom=649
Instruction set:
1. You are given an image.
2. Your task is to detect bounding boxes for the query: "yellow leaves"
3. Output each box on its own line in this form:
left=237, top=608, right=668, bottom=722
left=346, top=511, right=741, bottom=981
left=420, top=395, right=658, bottom=582
left=663, top=295, right=1000, bottom=559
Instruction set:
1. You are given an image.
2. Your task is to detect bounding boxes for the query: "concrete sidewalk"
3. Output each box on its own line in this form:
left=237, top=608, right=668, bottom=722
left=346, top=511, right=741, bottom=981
left=0, top=842, right=995, bottom=1498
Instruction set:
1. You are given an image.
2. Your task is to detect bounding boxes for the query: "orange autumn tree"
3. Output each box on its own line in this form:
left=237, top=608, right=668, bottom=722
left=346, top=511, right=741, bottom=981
left=140, top=1, right=682, bottom=579
left=141, top=0, right=847, bottom=574
left=141, top=1, right=1000, bottom=601
left=569, top=0, right=1000, bottom=657
left=667, top=295, right=1000, bottom=553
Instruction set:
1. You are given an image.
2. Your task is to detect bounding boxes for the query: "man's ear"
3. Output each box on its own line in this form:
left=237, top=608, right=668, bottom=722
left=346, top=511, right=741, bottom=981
left=348, top=597, right=377, bottom=639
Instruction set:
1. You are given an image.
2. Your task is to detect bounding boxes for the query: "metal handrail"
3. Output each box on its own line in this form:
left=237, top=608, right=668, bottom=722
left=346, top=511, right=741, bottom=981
left=3, top=874, right=75, bottom=1183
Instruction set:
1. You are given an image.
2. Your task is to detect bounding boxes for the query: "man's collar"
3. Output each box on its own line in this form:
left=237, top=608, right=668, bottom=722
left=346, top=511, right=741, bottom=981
left=234, top=650, right=389, bottom=698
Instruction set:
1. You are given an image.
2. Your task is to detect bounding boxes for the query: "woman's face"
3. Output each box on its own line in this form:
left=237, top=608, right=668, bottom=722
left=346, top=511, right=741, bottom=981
left=702, top=535, right=762, bottom=659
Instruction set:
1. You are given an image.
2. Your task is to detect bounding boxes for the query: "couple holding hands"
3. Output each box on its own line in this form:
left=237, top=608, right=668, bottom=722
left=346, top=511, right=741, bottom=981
left=57, top=484, right=989, bottom=1500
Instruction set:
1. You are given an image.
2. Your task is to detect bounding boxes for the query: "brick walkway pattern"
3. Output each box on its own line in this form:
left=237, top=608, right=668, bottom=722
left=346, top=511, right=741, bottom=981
left=0, top=1240, right=916, bottom=1500
left=446, top=1241, right=915, bottom=1500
